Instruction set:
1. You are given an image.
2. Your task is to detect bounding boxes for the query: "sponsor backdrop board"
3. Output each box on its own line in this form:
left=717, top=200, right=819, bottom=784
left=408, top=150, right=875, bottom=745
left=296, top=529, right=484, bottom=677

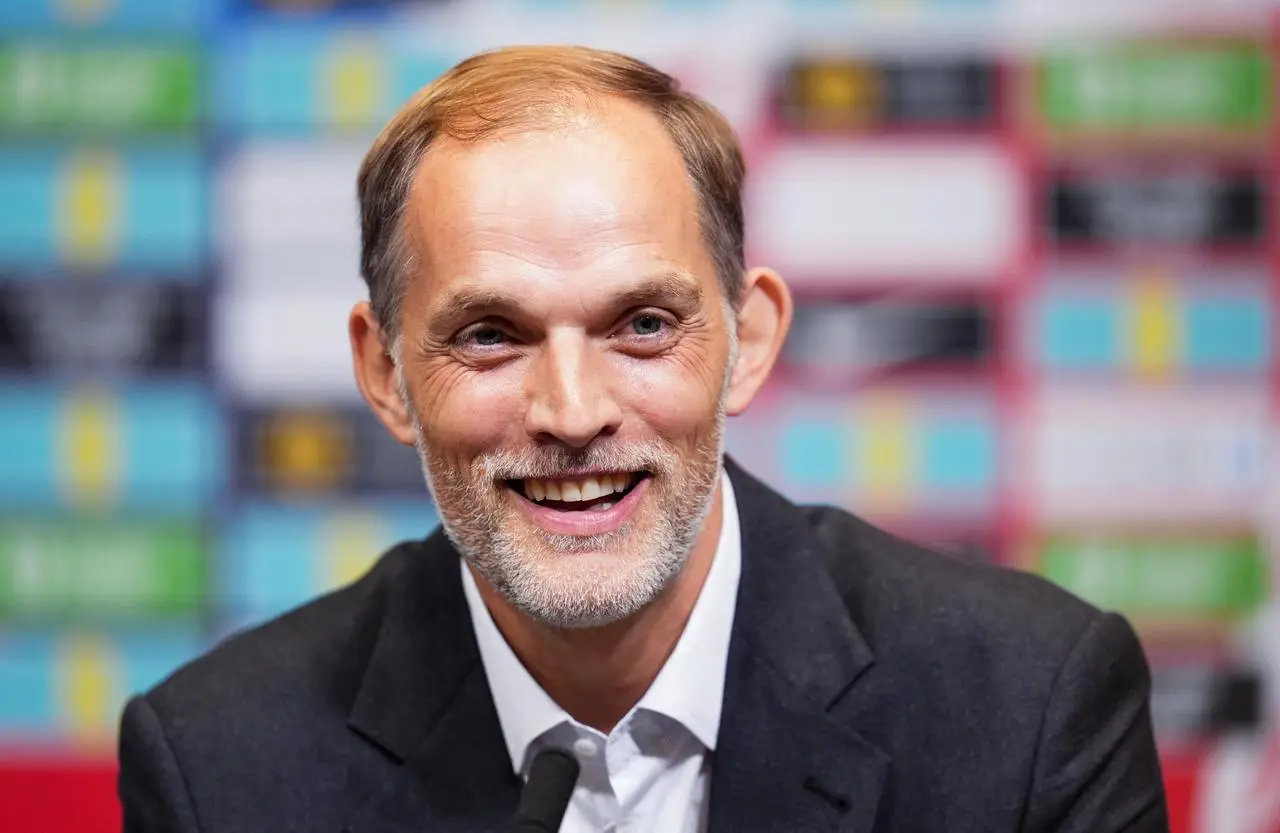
left=0, top=1, right=1275, bottom=831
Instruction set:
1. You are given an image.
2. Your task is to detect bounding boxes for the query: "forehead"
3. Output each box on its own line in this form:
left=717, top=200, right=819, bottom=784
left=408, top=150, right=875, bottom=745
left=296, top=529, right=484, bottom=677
left=403, top=99, right=712, bottom=302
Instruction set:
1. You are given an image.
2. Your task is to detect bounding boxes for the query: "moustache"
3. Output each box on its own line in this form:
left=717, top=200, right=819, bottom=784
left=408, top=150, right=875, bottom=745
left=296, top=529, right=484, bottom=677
left=477, top=441, right=677, bottom=481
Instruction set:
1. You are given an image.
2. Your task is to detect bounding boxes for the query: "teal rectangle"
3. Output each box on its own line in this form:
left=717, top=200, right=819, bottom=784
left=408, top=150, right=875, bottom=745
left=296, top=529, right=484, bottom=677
left=125, top=386, right=226, bottom=508
left=0, top=387, right=58, bottom=507
left=0, top=0, right=213, bottom=32
left=0, top=631, right=203, bottom=736
left=921, top=417, right=995, bottom=491
left=0, top=383, right=226, bottom=512
left=125, top=149, right=207, bottom=267
left=215, top=24, right=455, bottom=134
left=217, top=500, right=437, bottom=626
left=780, top=418, right=847, bottom=490
left=1184, top=297, right=1270, bottom=370
left=1038, top=288, right=1271, bottom=372
left=117, top=631, right=205, bottom=695
left=0, top=637, right=54, bottom=730
left=393, top=52, right=455, bottom=111
left=1039, top=295, right=1121, bottom=368
left=0, top=145, right=206, bottom=271
left=219, top=26, right=320, bottom=132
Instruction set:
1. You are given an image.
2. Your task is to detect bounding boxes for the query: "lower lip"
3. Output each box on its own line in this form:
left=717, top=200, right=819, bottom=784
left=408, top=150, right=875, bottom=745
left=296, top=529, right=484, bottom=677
left=510, top=476, right=651, bottom=536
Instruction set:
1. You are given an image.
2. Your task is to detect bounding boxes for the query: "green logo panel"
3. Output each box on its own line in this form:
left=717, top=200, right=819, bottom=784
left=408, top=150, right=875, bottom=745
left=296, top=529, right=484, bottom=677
left=0, top=519, right=206, bottom=620
left=1036, top=534, right=1269, bottom=620
left=0, top=42, right=201, bottom=133
left=1037, top=42, right=1271, bottom=132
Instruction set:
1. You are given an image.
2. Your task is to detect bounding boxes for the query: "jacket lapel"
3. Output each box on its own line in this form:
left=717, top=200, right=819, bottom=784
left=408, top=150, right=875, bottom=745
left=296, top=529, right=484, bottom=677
left=342, top=531, right=519, bottom=833
left=339, top=458, right=890, bottom=833
left=709, top=460, right=891, bottom=833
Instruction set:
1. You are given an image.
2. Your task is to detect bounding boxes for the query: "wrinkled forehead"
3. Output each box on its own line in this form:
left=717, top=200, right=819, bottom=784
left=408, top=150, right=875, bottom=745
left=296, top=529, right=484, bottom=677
left=402, top=100, right=713, bottom=300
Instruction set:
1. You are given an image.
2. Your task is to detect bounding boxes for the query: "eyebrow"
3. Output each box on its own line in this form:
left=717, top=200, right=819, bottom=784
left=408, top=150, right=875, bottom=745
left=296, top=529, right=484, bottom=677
left=610, top=269, right=705, bottom=312
left=426, top=269, right=705, bottom=332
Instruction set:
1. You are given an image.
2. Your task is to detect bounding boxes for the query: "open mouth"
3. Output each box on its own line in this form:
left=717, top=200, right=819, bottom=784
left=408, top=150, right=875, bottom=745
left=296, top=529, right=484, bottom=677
left=505, top=471, right=649, bottom=512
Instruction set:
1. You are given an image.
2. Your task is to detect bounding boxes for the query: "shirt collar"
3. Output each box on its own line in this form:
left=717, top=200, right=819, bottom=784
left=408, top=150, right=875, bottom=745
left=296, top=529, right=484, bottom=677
left=460, top=468, right=743, bottom=773
left=633, top=470, right=740, bottom=751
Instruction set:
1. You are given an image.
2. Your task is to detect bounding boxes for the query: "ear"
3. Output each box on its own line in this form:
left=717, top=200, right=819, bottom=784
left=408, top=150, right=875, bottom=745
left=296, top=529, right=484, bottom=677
left=724, top=266, right=792, bottom=416
left=349, top=301, right=418, bottom=446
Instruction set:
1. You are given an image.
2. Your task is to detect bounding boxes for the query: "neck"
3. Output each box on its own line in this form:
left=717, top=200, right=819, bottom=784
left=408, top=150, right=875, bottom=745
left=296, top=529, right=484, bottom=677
left=471, top=480, right=725, bottom=735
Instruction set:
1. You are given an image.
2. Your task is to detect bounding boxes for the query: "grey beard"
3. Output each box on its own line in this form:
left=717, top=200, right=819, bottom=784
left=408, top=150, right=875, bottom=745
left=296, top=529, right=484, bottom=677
left=413, top=414, right=725, bottom=629
left=394, top=321, right=737, bottom=628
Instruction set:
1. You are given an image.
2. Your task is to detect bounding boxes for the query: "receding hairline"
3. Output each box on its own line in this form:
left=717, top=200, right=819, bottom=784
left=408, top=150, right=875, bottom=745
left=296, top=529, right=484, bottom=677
left=358, top=45, right=747, bottom=342
left=396, top=92, right=719, bottom=303
left=407, top=91, right=695, bottom=181
left=363, top=52, right=665, bottom=167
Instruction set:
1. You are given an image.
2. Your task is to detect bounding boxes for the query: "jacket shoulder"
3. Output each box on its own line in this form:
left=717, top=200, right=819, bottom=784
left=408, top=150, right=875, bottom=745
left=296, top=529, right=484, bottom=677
left=122, top=541, right=430, bottom=832
left=144, top=540, right=417, bottom=724
left=801, top=503, right=1103, bottom=658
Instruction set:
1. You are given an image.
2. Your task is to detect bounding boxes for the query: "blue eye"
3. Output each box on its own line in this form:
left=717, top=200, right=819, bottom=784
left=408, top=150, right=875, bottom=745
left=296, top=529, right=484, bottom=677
left=467, top=327, right=506, bottom=347
left=630, top=314, right=665, bottom=336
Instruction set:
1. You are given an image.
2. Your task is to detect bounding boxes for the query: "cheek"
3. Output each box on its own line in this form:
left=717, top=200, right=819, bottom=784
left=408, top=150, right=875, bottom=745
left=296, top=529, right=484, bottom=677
left=617, top=354, right=725, bottom=438
left=413, top=364, right=525, bottom=455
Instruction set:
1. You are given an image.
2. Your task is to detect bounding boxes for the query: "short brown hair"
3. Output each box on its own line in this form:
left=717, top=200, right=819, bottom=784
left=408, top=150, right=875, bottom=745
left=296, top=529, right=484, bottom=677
left=356, top=45, right=747, bottom=340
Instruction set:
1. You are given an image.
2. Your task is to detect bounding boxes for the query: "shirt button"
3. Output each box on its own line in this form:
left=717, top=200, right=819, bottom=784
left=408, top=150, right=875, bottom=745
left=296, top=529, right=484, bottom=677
left=572, top=737, right=600, bottom=759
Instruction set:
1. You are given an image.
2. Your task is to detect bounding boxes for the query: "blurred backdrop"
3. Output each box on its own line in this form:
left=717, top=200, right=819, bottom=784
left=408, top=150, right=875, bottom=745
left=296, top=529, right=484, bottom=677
left=0, top=0, right=1278, bottom=830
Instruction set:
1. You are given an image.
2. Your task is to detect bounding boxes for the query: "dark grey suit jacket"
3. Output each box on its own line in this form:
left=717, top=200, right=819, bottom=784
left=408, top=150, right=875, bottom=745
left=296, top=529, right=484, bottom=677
left=118, top=460, right=1169, bottom=832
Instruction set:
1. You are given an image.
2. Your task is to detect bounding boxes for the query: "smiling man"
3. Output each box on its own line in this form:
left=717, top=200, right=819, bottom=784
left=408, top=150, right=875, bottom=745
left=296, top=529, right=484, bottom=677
left=119, top=46, right=1169, bottom=833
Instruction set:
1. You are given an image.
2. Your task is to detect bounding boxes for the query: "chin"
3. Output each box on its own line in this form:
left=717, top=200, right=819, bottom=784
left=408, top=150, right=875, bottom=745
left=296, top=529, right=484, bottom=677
left=509, top=575, right=662, bottom=630
left=492, top=526, right=688, bottom=629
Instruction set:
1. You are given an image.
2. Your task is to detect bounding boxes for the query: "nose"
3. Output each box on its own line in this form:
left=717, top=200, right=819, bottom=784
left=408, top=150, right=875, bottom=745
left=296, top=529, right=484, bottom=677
left=524, top=331, right=623, bottom=448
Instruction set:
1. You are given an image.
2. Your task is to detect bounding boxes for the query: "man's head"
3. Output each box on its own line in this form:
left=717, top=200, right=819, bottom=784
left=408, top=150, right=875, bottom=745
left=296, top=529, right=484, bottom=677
left=349, top=45, right=791, bottom=629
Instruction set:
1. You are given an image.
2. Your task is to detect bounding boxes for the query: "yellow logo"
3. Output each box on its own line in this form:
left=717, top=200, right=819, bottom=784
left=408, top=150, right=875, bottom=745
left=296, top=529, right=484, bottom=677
left=322, top=509, right=385, bottom=591
left=261, top=411, right=351, bottom=493
left=58, top=387, right=120, bottom=508
left=57, top=150, right=122, bottom=267
left=55, top=633, right=120, bottom=746
left=1126, top=269, right=1180, bottom=378
left=323, top=34, right=386, bottom=130
left=798, top=62, right=880, bottom=128
left=856, top=395, right=913, bottom=513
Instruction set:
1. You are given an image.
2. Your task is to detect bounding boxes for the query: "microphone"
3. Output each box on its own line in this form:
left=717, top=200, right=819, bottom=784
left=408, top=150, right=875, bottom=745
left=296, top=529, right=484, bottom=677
left=511, top=748, right=580, bottom=832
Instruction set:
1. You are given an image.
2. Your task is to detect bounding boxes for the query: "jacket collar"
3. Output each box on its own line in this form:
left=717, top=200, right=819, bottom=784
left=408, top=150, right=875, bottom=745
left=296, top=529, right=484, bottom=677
left=346, top=530, right=482, bottom=762
left=720, top=457, right=875, bottom=706
left=344, top=530, right=521, bottom=832
left=708, top=459, right=888, bottom=833
left=343, top=457, right=889, bottom=833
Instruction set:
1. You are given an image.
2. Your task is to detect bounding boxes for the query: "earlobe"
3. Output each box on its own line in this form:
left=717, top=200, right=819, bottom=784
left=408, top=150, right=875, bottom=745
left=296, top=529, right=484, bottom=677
left=724, top=267, right=792, bottom=416
left=349, top=302, right=419, bottom=446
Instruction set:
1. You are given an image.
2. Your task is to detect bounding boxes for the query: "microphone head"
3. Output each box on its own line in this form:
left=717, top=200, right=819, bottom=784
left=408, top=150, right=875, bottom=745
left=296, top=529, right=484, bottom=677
left=513, top=748, right=580, bottom=832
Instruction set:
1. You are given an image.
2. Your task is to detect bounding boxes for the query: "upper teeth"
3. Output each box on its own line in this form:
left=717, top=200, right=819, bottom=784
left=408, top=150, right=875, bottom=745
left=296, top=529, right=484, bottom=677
left=523, top=473, right=634, bottom=503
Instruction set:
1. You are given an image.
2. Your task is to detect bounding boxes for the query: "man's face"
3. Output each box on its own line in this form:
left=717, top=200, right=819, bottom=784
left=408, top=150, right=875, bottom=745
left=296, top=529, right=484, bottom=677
left=392, top=101, right=737, bottom=628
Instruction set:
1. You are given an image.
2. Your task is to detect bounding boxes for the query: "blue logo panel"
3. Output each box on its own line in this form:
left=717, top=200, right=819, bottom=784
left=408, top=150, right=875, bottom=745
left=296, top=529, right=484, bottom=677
left=217, top=500, right=438, bottom=628
left=0, top=383, right=225, bottom=512
left=0, top=630, right=204, bottom=737
left=1035, top=285, right=1272, bottom=373
left=1039, top=295, right=1121, bottom=369
left=215, top=24, right=454, bottom=134
left=780, top=417, right=848, bottom=494
left=0, top=146, right=207, bottom=272
left=0, top=0, right=216, bottom=33
left=1183, top=297, right=1270, bottom=370
left=920, top=416, right=996, bottom=492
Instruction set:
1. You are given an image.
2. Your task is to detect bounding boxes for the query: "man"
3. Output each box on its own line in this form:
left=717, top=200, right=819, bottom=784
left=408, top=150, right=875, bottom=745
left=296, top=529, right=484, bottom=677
left=118, top=46, right=1168, bottom=832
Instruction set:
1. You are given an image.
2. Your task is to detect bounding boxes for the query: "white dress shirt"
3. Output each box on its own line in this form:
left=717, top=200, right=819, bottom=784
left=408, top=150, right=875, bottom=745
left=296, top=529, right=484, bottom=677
left=461, top=470, right=742, bottom=833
